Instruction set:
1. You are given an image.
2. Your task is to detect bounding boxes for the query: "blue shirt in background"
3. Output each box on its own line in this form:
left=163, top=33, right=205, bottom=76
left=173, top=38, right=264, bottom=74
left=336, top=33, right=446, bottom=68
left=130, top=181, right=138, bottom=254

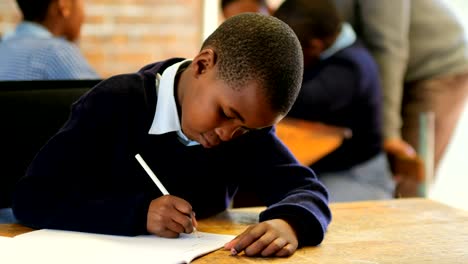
left=0, top=22, right=99, bottom=80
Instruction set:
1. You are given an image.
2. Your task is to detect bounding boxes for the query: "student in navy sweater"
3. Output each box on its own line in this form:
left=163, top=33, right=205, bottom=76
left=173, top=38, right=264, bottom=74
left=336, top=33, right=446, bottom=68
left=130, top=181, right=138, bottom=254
left=12, top=13, right=331, bottom=257
left=274, top=0, right=394, bottom=202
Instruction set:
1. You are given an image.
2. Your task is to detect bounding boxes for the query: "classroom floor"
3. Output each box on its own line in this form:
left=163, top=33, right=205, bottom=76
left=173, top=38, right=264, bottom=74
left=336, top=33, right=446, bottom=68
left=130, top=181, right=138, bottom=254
left=429, top=103, right=468, bottom=211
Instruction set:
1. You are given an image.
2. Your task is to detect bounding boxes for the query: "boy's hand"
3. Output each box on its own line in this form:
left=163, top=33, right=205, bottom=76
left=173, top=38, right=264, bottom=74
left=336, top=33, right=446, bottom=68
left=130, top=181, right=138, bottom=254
left=146, top=195, right=197, bottom=238
left=224, top=219, right=298, bottom=257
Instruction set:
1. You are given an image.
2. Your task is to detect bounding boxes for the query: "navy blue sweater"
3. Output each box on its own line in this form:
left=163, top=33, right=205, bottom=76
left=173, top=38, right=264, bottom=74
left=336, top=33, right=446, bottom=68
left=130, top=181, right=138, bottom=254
left=288, top=41, right=383, bottom=173
left=12, top=59, right=331, bottom=246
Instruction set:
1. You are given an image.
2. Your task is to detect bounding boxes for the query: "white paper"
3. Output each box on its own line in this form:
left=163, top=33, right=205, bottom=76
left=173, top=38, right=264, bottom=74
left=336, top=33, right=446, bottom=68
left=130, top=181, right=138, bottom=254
left=5, top=229, right=235, bottom=264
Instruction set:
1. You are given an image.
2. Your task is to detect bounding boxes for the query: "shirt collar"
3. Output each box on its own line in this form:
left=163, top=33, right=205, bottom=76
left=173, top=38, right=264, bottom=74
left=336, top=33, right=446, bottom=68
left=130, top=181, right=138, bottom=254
left=320, top=22, right=356, bottom=60
left=3, top=21, right=53, bottom=41
left=148, top=59, right=200, bottom=146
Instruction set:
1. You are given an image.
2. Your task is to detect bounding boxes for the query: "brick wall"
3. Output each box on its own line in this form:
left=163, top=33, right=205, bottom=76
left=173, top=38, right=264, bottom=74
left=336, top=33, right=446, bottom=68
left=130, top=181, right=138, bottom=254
left=0, top=0, right=203, bottom=78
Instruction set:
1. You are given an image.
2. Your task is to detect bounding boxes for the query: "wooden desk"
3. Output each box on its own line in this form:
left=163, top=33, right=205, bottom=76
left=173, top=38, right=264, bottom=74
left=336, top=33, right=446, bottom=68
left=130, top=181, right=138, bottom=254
left=275, top=118, right=351, bottom=165
left=197, top=198, right=468, bottom=263
left=1, top=198, right=466, bottom=263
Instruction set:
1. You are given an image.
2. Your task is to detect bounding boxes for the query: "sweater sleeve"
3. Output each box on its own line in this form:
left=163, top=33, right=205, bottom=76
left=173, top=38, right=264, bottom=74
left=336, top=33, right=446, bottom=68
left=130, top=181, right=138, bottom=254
left=258, top=164, right=331, bottom=246
left=12, top=75, right=152, bottom=236
left=230, top=128, right=332, bottom=246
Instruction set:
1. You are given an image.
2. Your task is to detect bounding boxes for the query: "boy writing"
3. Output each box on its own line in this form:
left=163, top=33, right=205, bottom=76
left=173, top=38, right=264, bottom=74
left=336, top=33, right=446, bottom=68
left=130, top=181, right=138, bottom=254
left=12, top=13, right=331, bottom=257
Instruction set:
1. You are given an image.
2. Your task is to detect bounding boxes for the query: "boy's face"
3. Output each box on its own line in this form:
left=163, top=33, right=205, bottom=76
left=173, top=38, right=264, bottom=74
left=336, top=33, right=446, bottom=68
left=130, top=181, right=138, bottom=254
left=178, top=50, right=283, bottom=148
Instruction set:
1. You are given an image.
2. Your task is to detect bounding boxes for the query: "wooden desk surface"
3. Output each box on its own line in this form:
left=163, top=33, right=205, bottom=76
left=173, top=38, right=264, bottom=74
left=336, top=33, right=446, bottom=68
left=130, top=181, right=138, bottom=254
left=2, top=198, right=467, bottom=263
left=275, top=118, right=350, bottom=165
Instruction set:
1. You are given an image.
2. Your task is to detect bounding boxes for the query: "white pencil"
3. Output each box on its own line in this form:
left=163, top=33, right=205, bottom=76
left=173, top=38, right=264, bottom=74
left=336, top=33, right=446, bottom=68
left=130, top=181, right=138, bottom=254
left=135, top=153, right=169, bottom=195
left=134, top=153, right=199, bottom=236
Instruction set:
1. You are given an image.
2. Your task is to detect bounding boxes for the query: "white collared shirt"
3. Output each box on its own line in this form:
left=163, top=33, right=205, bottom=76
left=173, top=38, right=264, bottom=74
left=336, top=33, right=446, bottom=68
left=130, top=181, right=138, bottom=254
left=320, top=22, right=357, bottom=60
left=148, top=59, right=200, bottom=146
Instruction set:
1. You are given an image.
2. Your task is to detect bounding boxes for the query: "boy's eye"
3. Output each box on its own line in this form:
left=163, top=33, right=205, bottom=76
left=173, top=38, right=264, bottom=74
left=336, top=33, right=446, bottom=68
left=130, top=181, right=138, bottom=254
left=220, top=109, right=234, bottom=120
left=233, top=126, right=251, bottom=137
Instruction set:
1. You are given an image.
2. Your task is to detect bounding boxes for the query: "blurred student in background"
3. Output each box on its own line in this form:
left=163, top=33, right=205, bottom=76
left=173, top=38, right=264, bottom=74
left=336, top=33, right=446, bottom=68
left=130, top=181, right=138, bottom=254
left=332, top=0, right=468, bottom=172
left=274, top=0, right=393, bottom=202
left=221, top=0, right=271, bottom=19
left=0, top=0, right=99, bottom=80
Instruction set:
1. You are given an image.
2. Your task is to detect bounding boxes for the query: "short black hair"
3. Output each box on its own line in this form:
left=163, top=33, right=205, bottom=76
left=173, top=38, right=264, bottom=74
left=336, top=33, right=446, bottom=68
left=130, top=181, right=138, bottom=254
left=201, top=13, right=303, bottom=115
left=273, top=0, right=341, bottom=47
left=16, top=0, right=53, bottom=22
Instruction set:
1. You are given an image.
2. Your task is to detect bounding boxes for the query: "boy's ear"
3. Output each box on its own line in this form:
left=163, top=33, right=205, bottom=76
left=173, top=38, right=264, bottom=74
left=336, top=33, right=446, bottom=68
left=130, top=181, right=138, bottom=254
left=56, top=0, right=72, bottom=18
left=192, top=49, right=217, bottom=76
left=304, top=38, right=325, bottom=59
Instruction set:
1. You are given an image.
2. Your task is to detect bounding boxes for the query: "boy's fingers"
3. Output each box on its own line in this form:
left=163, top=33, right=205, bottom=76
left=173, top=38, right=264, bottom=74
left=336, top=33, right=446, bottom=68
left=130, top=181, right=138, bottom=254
left=172, top=198, right=197, bottom=231
left=155, top=227, right=180, bottom=238
left=167, top=196, right=197, bottom=233
left=224, top=236, right=240, bottom=250
left=172, top=197, right=193, bottom=216
left=191, top=212, right=198, bottom=228
left=274, top=243, right=296, bottom=257
left=226, top=226, right=265, bottom=255
left=147, top=219, right=182, bottom=238
left=170, top=210, right=194, bottom=233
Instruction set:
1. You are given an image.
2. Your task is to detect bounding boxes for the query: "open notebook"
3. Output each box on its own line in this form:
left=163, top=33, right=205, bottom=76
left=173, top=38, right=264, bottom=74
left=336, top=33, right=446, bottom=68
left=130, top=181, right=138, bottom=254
left=2, top=229, right=235, bottom=264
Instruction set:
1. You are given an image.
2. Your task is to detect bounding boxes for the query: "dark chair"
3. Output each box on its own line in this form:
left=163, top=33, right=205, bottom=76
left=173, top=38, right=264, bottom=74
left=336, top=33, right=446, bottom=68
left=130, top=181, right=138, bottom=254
left=0, top=80, right=101, bottom=209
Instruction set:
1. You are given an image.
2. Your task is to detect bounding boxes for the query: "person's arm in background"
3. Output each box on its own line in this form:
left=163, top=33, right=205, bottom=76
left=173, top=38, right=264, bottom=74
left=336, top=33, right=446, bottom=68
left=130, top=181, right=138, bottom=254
left=355, top=0, right=415, bottom=157
left=350, top=0, right=420, bottom=197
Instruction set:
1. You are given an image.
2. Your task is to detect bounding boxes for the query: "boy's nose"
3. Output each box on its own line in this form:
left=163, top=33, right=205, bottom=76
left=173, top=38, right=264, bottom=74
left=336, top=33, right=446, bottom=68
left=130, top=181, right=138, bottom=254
left=214, top=125, right=248, bottom=142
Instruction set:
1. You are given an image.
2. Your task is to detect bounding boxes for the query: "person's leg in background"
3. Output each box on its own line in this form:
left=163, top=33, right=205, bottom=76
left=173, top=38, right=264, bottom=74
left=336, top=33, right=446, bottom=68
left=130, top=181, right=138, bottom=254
left=402, top=72, right=468, bottom=172
left=318, top=153, right=394, bottom=202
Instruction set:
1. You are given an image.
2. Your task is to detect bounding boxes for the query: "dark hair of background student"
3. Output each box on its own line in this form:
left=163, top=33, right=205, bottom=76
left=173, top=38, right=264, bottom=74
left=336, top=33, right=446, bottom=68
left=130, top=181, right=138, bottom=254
left=16, top=0, right=53, bottom=22
left=273, top=0, right=341, bottom=48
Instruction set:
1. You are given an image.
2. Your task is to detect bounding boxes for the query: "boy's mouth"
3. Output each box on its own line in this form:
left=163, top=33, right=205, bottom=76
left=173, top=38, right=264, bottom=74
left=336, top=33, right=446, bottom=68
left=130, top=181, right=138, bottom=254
left=200, top=133, right=220, bottom=148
